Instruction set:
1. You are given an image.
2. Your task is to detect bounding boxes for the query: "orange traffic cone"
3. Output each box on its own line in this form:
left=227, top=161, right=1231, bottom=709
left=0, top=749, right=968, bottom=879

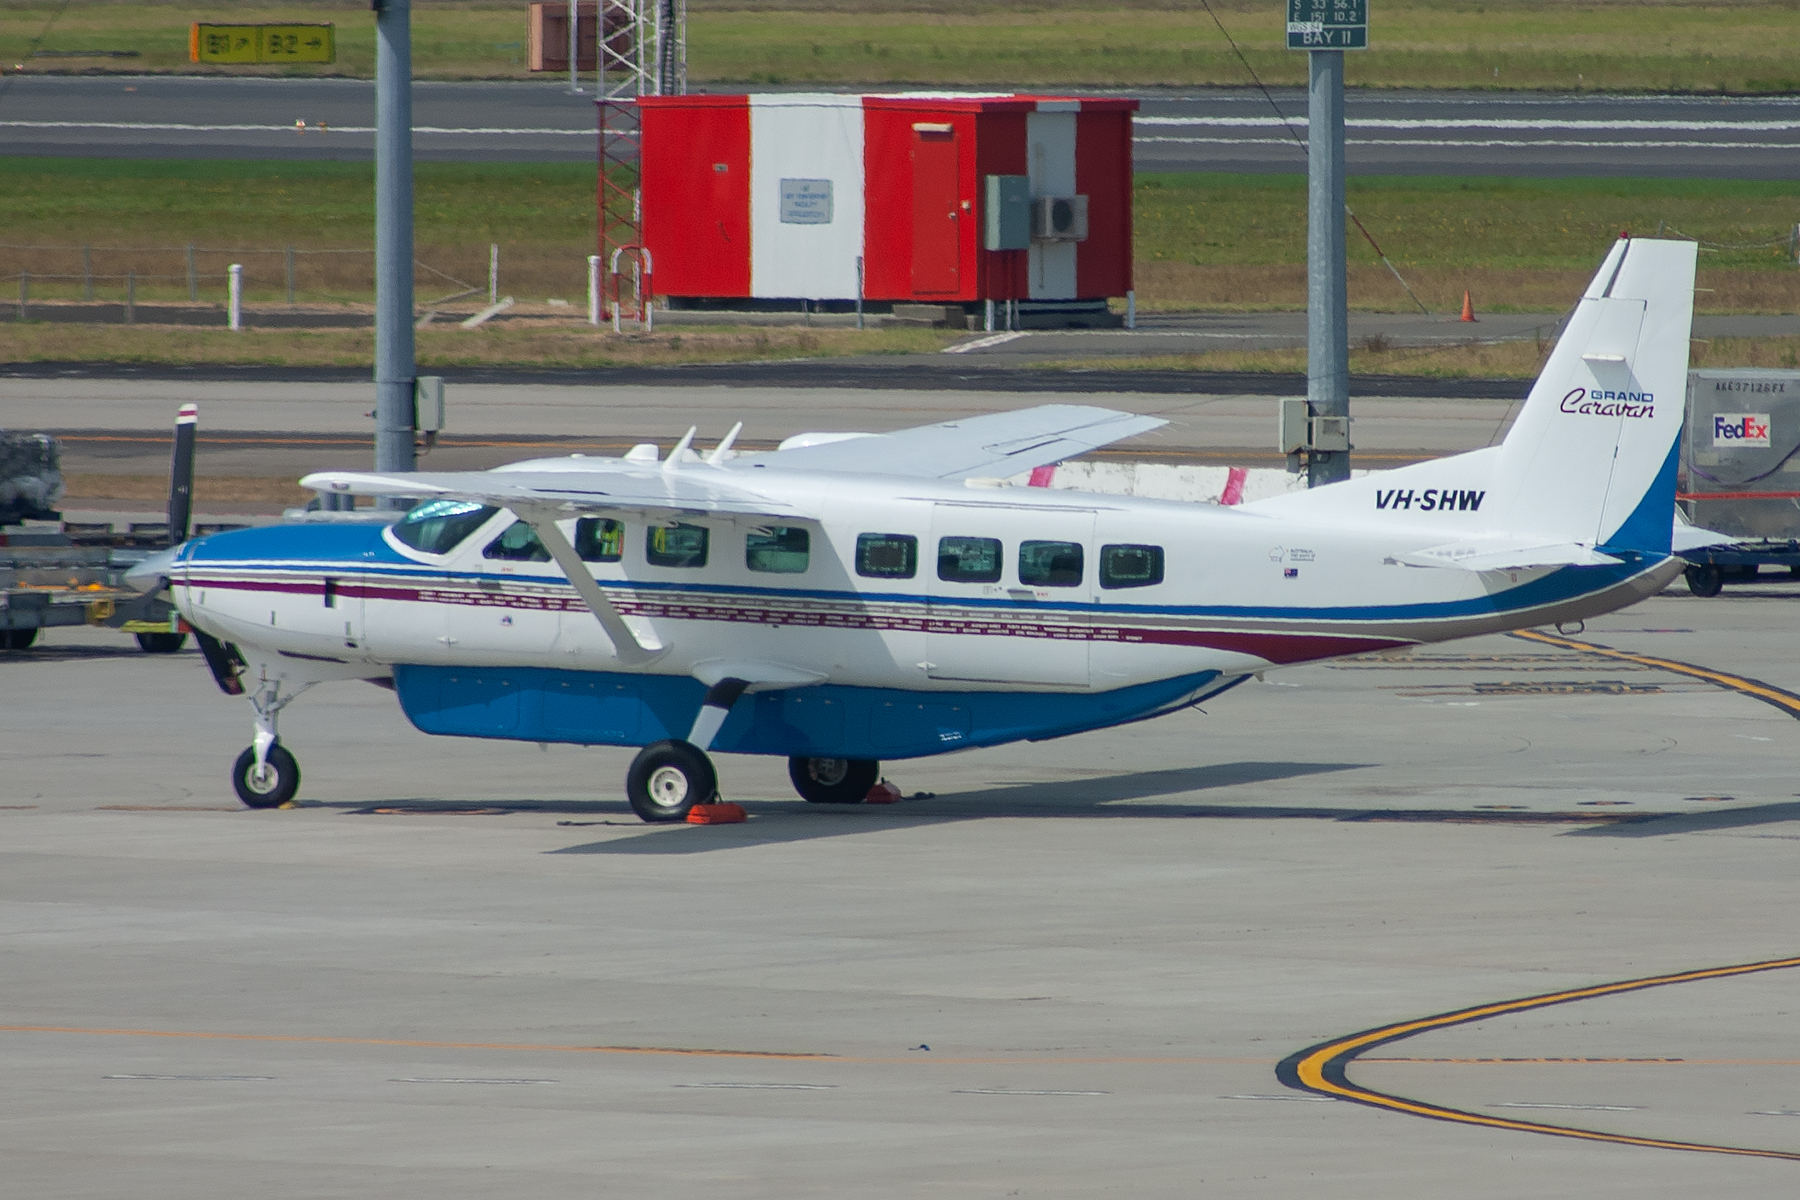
left=1459, top=290, right=1477, bottom=322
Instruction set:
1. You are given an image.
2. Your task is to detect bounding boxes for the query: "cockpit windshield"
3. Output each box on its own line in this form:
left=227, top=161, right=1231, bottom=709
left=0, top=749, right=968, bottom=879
left=389, top=499, right=500, bottom=554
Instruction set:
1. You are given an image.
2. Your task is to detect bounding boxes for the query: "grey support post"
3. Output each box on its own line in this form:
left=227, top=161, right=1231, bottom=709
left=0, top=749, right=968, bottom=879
left=373, top=0, right=417, bottom=492
left=1306, top=48, right=1349, bottom=487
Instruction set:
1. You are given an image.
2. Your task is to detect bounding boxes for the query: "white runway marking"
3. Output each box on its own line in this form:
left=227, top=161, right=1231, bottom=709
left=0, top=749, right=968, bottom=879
left=675, top=1082, right=838, bottom=1090
left=956, top=1088, right=1112, bottom=1096
left=1495, top=1102, right=1644, bottom=1112
left=943, top=332, right=1031, bottom=355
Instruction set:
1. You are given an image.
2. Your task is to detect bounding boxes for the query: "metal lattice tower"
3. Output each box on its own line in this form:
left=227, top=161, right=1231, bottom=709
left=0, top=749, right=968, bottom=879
left=598, top=0, right=684, bottom=319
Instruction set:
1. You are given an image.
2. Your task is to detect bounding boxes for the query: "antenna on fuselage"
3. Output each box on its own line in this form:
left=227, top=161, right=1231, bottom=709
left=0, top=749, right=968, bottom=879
left=706, top=422, right=743, bottom=465
left=662, top=426, right=697, bottom=473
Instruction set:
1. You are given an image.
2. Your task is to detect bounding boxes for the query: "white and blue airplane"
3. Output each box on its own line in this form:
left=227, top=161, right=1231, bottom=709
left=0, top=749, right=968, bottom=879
left=130, top=237, right=1700, bottom=820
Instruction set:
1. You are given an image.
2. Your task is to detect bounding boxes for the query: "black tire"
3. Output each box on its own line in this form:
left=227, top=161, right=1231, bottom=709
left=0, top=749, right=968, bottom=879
left=1685, top=564, right=1724, bottom=598
left=626, top=739, right=717, bottom=823
left=788, top=756, right=880, bottom=804
left=1, top=627, right=38, bottom=650
left=232, top=743, right=300, bottom=809
left=136, top=631, right=189, bottom=654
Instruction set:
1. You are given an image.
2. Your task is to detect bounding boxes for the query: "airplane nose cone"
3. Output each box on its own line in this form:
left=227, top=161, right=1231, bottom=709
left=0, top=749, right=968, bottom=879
left=125, top=545, right=179, bottom=594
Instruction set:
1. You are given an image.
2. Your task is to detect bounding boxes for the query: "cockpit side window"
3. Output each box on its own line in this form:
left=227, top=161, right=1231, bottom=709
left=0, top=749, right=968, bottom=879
left=390, top=500, right=500, bottom=555
left=483, top=520, right=551, bottom=562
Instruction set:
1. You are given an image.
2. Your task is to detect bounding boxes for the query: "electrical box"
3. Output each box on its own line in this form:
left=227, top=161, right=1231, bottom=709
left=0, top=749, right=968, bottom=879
left=1278, top=398, right=1311, bottom=455
left=1032, top=195, right=1089, bottom=242
left=414, top=376, right=446, bottom=432
left=1311, top=414, right=1351, bottom=452
left=983, top=175, right=1031, bottom=251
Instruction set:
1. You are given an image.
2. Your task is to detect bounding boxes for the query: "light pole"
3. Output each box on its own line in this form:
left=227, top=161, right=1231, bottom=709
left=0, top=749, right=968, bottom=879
left=373, top=0, right=416, bottom=489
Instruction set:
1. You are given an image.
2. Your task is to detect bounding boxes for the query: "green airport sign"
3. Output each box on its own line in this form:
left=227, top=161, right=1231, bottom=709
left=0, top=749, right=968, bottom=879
left=1288, top=0, right=1368, bottom=50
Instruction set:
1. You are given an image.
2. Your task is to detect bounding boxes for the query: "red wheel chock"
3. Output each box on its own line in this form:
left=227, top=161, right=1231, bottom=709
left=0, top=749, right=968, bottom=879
left=687, top=802, right=747, bottom=825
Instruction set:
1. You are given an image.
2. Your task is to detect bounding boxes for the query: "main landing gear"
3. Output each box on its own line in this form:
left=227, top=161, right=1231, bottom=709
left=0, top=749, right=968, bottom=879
left=789, top=756, right=880, bottom=804
left=621, top=743, right=886, bottom=822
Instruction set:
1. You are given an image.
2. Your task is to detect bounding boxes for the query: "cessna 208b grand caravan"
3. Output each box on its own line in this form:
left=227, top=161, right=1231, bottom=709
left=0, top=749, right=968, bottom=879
left=129, top=237, right=1698, bottom=821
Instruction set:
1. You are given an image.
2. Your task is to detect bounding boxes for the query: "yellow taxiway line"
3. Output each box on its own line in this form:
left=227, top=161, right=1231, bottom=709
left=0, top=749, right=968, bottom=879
left=1511, top=629, right=1800, bottom=718
left=1277, top=955, right=1800, bottom=1161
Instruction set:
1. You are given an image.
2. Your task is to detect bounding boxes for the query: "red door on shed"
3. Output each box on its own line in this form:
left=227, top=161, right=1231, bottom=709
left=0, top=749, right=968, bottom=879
left=911, top=125, right=961, bottom=295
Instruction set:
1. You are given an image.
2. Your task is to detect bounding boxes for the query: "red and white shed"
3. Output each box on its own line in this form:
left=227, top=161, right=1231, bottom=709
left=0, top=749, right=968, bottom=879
left=631, top=93, right=1136, bottom=311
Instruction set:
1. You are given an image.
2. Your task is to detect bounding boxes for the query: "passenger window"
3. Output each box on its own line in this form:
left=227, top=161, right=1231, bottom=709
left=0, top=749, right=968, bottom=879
left=646, top=523, right=709, bottom=568
left=483, top=520, right=550, bottom=562
left=390, top=499, right=499, bottom=554
left=937, top=536, right=1002, bottom=583
left=856, top=532, right=917, bottom=578
left=1100, top=543, right=1164, bottom=589
left=1019, top=540, right=1083, bottom=587
left=576, top=517, right=624, bottom=563
left=747, top=526, right=809, bottom=573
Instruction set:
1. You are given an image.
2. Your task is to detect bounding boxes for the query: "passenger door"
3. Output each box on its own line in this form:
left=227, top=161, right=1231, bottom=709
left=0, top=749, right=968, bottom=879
left=924, top=503, right=1093, bottom=687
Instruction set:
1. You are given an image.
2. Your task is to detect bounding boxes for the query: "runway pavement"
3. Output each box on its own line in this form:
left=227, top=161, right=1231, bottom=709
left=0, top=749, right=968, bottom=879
left=10, top=378, right=1525, bottom=482
left=4, top=593, right=1800, bottom=1196
left=4, top=76, right=1798, bottom=177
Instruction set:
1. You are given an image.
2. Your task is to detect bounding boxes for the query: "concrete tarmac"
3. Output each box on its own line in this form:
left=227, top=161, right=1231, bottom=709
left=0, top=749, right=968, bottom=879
left=8, top=379, right=1525, bottom=480
left=4, top=590, right=1800, bottom=1196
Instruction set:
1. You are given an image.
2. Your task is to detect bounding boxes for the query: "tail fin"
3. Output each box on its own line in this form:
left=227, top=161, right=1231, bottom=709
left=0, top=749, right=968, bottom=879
left=1485, top=237, right=1695, bottom=555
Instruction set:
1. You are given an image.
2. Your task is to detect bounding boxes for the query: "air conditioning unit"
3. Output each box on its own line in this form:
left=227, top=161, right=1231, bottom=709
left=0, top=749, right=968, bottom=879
left=1031, top=195, right=1088, bottom=242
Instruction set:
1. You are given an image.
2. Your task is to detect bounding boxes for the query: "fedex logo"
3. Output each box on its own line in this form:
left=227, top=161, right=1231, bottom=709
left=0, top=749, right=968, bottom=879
left=1712, top=413, right=1771, bottom=447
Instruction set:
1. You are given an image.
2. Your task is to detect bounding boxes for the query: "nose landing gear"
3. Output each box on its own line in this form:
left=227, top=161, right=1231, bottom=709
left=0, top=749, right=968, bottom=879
left=233, top=743, right=300, bottom=808
left=231, top=673, right=315, bottom=809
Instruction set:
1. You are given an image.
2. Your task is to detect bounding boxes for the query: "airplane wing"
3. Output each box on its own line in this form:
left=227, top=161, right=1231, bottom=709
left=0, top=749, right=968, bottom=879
left=749, top=404, right=1167, bottom=480
left=1395, top=539, right=1624, bottom=572
left=299, top=466, right=813, bottom=522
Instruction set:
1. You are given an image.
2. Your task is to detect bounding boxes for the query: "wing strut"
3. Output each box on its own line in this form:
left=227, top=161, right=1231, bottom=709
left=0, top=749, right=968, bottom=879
left=518, top=508, right=666, bottom=666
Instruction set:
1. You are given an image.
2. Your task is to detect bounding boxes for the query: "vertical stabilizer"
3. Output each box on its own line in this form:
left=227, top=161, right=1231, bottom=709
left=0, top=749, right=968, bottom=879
left=1485, top=237, right=1695, bottom=555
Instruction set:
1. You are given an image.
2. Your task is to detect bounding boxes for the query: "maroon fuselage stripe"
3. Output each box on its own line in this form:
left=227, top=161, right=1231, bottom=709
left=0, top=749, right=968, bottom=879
left=183, top=572, right=1407, bottom=665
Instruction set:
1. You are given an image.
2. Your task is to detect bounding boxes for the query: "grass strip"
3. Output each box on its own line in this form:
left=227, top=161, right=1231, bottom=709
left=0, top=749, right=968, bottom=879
left=6, top=160, right=1800, bottom=314
left=6, top=1, right=1800, bottom=92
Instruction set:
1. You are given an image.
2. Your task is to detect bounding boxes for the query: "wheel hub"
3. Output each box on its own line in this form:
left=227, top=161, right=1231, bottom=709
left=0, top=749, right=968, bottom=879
left=244, top=764, right=279, bottom=794
left=646, top=764, right=690, bottom=808
left=809, top=758, right=850, bottom=787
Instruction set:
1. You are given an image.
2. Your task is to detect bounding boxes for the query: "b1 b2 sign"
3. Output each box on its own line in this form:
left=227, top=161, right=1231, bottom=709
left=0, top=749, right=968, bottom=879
left=1713, top=413, right=1772, bottom=447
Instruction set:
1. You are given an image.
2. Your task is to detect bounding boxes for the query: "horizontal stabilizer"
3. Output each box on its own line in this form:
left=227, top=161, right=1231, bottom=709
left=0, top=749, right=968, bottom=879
left=299, top=468, right=810, bottom=522
left=754, top=404, right=1166, bottom=480
left=1396, top=539, right=1624, bottom=572
left=1672, top=509, right=1736, bottom=553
